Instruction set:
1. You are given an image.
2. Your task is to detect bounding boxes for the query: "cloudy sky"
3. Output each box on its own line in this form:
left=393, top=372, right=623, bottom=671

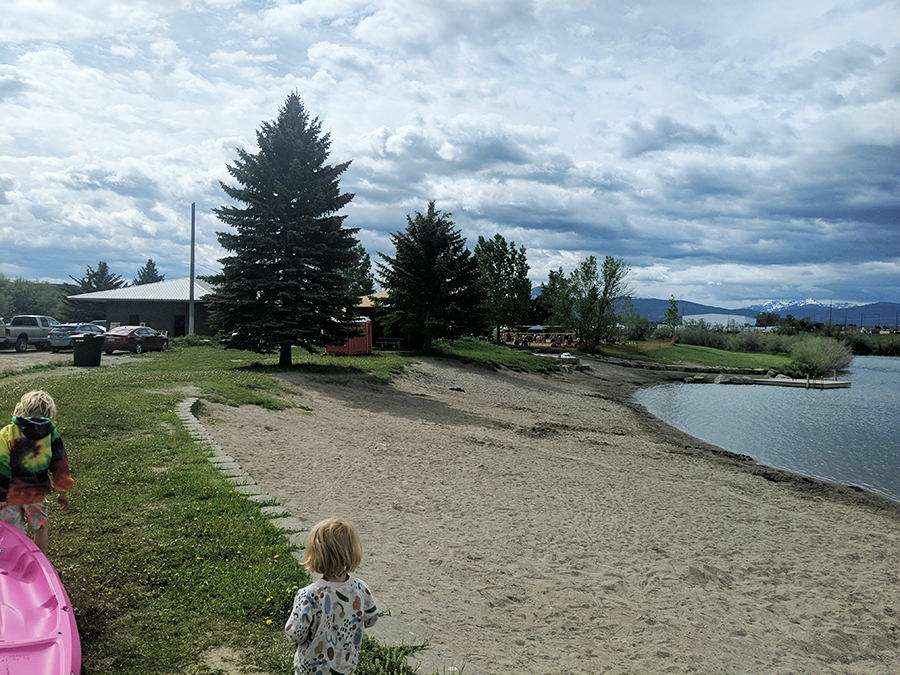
left=2, top=0, right=898, bottom=307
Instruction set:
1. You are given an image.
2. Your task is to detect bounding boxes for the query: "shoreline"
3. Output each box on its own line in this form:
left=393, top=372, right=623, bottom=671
left=593, top=354, right=898, bottom=509
left=199, top=355, right=900, bottom=674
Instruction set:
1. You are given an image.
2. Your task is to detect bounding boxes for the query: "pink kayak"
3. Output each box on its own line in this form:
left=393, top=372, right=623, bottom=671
left=0, top=521, right=81, bottom=675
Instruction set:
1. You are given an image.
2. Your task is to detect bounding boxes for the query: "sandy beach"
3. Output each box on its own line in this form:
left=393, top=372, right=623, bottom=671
left=198, top=355, right=899, bottom=675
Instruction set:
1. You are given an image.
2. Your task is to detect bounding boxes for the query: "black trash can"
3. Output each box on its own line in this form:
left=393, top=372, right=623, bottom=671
left=73, top=334, right=104, bottom=367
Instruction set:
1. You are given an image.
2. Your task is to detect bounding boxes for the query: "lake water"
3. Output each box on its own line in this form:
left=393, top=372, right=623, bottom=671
left=634, top=355, right=900, bottom=502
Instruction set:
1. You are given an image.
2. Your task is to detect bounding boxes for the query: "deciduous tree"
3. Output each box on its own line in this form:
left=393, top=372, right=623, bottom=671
left=620, top=298, right=653, bottom=341
left=542, top=256, right=631, bottom=350
left=0, top=275, right=65, bottom=319
left=206, top=93, right=360, bottom=366
left=473, top=234, right=531, bottom=341
left=540, top=267, right=572, bottom=328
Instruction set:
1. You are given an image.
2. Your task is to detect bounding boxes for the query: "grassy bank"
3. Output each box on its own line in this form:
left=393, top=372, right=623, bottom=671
left=430, top=337, right=563, bottom=374
left=0, top=344, right=419, bottom=674
left=596, top=341, right=795, bottom=371
left=429, top=336, right=797, bottom=372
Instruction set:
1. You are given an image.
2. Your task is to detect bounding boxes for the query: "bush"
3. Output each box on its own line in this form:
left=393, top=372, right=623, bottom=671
left=649, top=326, right=673, bottom=341
left=620, top=316, right=654, bottom=341
left=843, top=333, right=900, bottom=356
left=727, top=330, right=762, bottom=352
left=677, top=321, right=729, bottom=349
left=788, top=336, right=853, bottom=377
left=843, top=333, right=875, bottom=355
left=171, top=334, right=212, bottom=347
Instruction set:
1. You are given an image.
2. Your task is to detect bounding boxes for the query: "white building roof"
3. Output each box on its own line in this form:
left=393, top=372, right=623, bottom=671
left=69, top=277, right=215, bottom=302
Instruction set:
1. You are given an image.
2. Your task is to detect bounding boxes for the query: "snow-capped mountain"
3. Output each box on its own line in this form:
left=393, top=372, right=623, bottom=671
left=746, top=299, right=859, bottom=313
left=630, top=299, right=897, bottom=325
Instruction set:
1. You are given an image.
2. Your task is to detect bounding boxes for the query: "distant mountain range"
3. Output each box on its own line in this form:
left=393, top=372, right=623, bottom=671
left=633, top=298, right=900, bottom=327
left=530, top=288, right=899, bottom=327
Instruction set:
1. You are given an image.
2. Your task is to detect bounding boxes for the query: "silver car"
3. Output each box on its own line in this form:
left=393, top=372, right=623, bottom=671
left=48, top=322, right=106, bottom=352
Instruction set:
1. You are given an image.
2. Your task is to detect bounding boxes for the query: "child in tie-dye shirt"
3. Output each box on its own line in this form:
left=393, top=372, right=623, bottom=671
left=285, top=518, right=378, bottom=675
left=0, top=390, right=73, bottom=555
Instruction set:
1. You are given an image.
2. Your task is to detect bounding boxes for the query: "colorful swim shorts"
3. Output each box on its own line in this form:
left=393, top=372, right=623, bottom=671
left=0, top=499, right=49, bottom=533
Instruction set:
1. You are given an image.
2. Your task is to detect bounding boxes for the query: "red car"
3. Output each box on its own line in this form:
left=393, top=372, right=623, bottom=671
left=103, top=325, right=168, bottom=354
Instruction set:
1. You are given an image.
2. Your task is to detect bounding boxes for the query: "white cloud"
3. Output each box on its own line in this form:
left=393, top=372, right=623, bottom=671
left=0, top=0, right=897, bottom=305
left=307, top=41, right=379, bottom=76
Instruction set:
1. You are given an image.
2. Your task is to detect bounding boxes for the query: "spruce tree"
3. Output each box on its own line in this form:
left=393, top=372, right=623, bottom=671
left=133, top=259, right=166, bottom=285
left=207, top=93, right=360, bottom=366
left=663, top=295, right=682, bottom=342
left=345, top=243, right=375, bottom=300
left=69, top=261, right=126, bottom=292
left=65, top=261, right=126, bottom=321
left=376, top=202, right=482, bottom=351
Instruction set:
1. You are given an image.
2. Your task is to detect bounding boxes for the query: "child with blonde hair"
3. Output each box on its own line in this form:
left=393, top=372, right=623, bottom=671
left=285, top=518, right=378, bottom=674
left=0, top=390, right=73, bottom=555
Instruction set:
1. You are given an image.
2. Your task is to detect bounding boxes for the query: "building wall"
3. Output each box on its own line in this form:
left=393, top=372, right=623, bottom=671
left=105, top=301, right=211, bottom=336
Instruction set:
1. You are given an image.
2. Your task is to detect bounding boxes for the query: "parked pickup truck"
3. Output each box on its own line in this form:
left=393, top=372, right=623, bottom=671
left=6, top=315, right=61, bottom=352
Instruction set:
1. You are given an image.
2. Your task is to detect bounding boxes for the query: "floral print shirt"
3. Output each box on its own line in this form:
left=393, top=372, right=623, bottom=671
left=285, top=576, right=378, bottom=674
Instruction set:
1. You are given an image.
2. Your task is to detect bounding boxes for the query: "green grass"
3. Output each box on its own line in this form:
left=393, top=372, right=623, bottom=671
left=250, top=350, right=415, bottom=384
left=0, top=342, right=422, bottom=674
left=596, top=341, right=795, bottom=371
left=427, top=336, right=794, bottom=373
left=429, top=337, right=563, bottom=374
left=0, top=360, right=69, bottom=381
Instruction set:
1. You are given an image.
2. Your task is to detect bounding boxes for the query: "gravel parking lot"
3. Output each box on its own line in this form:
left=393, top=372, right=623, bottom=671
left=0, top=347, right=133, bottom=372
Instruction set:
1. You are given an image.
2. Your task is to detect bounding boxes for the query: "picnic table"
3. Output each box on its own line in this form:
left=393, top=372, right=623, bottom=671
left=375, top=337, right=403, bottom=349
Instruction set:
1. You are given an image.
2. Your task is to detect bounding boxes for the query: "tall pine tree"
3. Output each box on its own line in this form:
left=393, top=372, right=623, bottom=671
left=207, top=93, right=360, bottom=366
left=376, top=201, right=482, bottom=351
left=69, top=261, right=126, bottom=292
left=64, top=261, right=126, bottom=321
left=133, top=259, right=165, bottom=285
left=345, top=243, right=375, bottom=300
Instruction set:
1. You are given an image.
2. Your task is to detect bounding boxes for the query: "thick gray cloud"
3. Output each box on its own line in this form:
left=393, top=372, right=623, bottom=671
left=1, top=0, right=897, bottom=307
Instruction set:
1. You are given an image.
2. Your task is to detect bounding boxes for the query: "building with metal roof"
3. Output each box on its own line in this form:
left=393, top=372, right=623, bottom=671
left=68, top=278, right=214, bottom=336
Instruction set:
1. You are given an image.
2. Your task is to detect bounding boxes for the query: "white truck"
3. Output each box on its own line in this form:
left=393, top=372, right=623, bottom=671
left=5, top=315, right=61, bottom=352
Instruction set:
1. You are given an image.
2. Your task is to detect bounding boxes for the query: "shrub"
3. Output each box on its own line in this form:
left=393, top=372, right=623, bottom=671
left=788, top=336, right=853, bottom=377
left=677, top=321, right=729, bottom=349
left=727, top=330, right=762, bottom=352
left=171, top=334, right=212, bottom=347
left=843, top=333, right=875, bottom=355
left=649, top=326, right=673, bottom=341
left=842, top=333, right=900, bottom=356
left=620, top=316, right=654, bottom=341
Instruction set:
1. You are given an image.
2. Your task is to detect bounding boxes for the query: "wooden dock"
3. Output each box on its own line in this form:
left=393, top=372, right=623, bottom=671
left=753, top=378, right=851, bottom=389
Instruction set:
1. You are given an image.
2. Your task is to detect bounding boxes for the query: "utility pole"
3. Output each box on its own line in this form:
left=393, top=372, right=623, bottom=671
left=189, top=202, right=196, bottom=336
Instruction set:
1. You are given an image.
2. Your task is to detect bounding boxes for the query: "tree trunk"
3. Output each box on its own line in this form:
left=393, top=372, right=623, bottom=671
left=279, top=343, right=293, bottom=367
